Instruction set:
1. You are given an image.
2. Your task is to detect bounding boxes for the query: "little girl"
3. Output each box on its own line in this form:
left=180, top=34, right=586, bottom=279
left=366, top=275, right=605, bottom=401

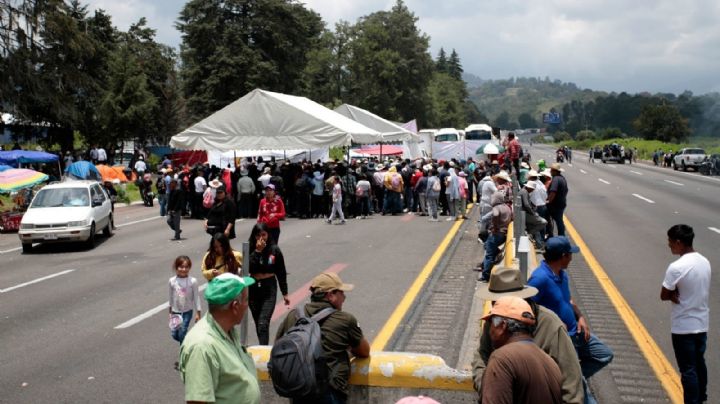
left=169, top=255, right=201, bottom=344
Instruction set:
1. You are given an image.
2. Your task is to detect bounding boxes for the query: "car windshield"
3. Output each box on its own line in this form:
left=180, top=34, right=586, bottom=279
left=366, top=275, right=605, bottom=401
left=30, top=188, right=90, bottom=208
left=435, top=134, right=458, bottom=142
left=687, top=149, right=705, bottom=154
left=465, top=130, right=492, bottom=140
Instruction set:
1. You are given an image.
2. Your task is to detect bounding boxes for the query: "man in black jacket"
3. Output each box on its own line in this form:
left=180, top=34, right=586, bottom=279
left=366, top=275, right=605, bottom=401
left=167, top=179, right=185, bottom=240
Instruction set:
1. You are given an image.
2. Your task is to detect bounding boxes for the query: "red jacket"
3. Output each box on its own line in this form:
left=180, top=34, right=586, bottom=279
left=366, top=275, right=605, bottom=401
left=257, top=196, right=285, bottom=228
left=508, top=139, right=521, bottom=161
left=410, top=170, right=423, bottom=187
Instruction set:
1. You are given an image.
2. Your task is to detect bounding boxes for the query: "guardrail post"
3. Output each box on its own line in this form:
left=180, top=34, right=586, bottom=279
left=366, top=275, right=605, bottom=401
left=517, top=236, right=530, bottom=281
left=240, top=241, right=250, bottom=345
left=512, top=181, right=522, bottom=250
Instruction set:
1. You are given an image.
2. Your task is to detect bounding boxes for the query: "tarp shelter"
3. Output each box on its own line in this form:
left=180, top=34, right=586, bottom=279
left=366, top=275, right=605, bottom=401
left=334, top=104, right=416, bottom=142
left=170, top=89, right=382, bottom=151
left=0, top=150, right=59, bottom=167
left=95, top=165, right=129, bottom=183
left=65, top=161, right=101, bottom=181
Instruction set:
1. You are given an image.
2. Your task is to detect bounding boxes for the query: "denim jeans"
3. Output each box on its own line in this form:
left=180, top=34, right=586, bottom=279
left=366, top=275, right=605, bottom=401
left=249, top=278, right=278, bottom=345
left=167, top=210, right=182, bottom=239
left=158, top=194, right=168, bottom=217
left=482, top=233, right=506, bottom=280
left=572, top=332, right=614, bottom=379
left=171, top=310, right=193, bottom=344
left=427, top=196, right=439, bottom=219
left=383, top=191, right=401, bottom=214
left=672, top=332, right=707, bottom=404
left=548, top=205, right=566, bottom=236
left=357, top=196, right=370, bottom=216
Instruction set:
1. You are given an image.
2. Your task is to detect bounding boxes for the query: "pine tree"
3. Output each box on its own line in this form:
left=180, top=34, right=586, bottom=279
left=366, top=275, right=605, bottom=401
left=447, top=49, right=463, bottom=81
left=436, top=47, right=447, bottom=73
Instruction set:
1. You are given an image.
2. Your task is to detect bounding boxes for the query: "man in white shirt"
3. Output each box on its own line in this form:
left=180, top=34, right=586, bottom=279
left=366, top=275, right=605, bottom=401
left=97, top=146, right=107, bottom=164
left=134, top=157, right=147, bottom=174
left=192, top=171, right=207, bottom=219
left=661, top=224, right=711, bottom=404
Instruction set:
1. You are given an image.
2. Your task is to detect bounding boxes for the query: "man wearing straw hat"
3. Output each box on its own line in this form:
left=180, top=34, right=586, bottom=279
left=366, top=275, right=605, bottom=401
left=472, top=266, right=584, bottom=404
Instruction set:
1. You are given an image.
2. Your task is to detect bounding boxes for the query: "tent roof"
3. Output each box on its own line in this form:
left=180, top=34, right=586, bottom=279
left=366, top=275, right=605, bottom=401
left=170, top=89, right=382, bottom=151
left=334, top=104, right=416, bottom=142
left=0, top=150, right=59, bottom=166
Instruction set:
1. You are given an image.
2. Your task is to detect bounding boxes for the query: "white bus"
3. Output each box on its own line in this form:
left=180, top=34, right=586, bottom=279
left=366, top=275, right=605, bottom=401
left=434, top=128, right=461, bottom=142
left=464, top=124, right=494, bottom=141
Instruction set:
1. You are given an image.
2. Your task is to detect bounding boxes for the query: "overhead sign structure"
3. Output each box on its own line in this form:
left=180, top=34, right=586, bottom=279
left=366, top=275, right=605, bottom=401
left=542, top=112, right=562, bottom=124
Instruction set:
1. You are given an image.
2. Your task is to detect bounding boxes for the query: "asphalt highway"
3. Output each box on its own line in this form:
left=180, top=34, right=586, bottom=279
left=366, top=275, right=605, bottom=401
left=0, top=205, right=457, bottom=402
left=532, top=144, right=720, bottom=401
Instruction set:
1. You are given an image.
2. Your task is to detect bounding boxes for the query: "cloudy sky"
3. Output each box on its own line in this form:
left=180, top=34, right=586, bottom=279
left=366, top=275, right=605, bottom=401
left=83, top=0, right=720, bottom=94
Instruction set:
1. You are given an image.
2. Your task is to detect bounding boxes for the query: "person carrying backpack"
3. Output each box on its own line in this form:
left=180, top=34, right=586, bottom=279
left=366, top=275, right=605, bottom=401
left=273, top=272, right=370, bottom=404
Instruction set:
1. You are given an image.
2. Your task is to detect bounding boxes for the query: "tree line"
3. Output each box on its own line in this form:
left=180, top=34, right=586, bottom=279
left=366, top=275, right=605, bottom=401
left=0, top=0, right=480, bottom=152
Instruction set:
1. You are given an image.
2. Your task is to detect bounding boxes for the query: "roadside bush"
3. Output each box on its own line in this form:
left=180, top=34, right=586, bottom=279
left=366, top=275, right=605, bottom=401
left=116, top=187, right=131, bottom=204
left=553, top=131, right=572, bottom=142
left=599, top=127, right=623, bottom=140
left=575, top=130, right=596, bottom=141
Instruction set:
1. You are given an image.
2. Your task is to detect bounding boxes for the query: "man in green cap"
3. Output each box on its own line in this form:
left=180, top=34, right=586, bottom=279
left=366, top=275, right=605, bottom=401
left=179, top=273, right=260, bottom=404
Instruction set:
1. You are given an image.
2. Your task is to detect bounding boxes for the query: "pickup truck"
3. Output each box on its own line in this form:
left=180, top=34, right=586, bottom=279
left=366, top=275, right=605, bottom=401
left=673, top=148, right=706, bottom=171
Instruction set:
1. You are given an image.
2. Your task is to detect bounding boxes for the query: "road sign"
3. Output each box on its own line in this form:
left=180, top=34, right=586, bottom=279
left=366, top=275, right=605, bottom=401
left=542, top=112, right=561, bottom=124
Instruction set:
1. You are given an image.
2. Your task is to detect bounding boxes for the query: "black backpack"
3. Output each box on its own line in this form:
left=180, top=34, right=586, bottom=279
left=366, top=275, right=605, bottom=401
left=268, top=307, right=336, bottom=398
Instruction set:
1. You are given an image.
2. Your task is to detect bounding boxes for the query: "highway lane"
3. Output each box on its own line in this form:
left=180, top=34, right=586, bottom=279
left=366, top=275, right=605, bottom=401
left=532, top=144, right=720, bottom=400
left=0, top=206, right=458, bottom=402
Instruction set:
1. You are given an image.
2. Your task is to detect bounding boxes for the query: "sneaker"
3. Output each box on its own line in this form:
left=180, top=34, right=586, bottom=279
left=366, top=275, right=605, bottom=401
left=340, top=220, right=346, bottom=225
left=429, top=218, right=439, bottom=222
left=326, top=219, right=332, bottom=224
left=174, top=361, right=179, bottom=371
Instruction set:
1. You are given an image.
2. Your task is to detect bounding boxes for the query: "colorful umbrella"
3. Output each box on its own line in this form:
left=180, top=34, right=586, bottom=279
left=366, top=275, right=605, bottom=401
left=0, top=164, right=12, bottom=172
left=0, top=168, right=49, bottom=193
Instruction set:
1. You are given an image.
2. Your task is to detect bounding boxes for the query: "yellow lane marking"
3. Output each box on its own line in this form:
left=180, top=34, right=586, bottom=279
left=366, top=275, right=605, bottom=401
left=564, top=216, right=683, bottom=404
left=371, top=212, right=465, bottom=351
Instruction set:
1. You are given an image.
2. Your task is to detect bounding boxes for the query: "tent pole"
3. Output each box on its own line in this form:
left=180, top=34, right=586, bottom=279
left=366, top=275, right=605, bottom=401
left=233, top=151, right=237, bottom=169
left=57, top=159, right=63, bottom=181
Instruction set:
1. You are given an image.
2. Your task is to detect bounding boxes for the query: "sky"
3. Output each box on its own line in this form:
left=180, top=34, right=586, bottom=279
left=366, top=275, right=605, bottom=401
left=82, top=0, right=720, bottom=95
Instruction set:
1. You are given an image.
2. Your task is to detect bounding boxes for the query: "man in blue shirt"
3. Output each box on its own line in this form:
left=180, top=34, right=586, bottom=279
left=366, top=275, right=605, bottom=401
left=528, top=236, right=613, bottom=404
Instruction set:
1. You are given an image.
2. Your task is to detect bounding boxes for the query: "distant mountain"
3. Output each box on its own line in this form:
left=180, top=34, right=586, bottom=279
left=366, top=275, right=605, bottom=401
left=466, top=76, right=607, bottom=126
left=462, top=72, right=485, bottom=88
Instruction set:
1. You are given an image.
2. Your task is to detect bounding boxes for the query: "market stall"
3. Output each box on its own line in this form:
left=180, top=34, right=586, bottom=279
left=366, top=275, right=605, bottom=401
left=0, top=168, right=49, bottom=232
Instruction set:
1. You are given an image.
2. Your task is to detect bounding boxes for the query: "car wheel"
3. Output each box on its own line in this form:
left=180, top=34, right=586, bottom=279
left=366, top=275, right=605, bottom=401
left=103, top=215, right=114, bottom=237
left=673, top=162, right=678, bottom=171
left=22, top=242, right=32, bottom=254
left=86, top=222, right=96, bottom=249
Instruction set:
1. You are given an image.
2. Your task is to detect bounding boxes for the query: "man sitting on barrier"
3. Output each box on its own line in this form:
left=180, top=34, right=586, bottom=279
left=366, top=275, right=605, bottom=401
left=472, top=266, right=584, bottom=404
left=478, top=295, right=563, bottom=404
left=528, top=236, right=614, bottom=404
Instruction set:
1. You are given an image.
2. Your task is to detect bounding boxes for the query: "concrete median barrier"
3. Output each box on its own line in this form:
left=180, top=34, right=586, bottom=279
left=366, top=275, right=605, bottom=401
left=247, top=346, right=476, bottom=403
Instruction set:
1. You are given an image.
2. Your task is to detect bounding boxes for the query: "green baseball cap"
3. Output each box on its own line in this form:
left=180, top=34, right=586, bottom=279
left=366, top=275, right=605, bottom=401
left=204, top=273, right=256, bottom=305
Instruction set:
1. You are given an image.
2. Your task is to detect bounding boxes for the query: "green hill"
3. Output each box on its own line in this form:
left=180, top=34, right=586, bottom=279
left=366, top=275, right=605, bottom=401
left=467, top=76, right=607, bottom=126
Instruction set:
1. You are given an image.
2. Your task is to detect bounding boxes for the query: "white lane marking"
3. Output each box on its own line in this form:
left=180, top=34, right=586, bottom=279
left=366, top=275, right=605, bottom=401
left=630, top=170, right=643, bottom=175
left=115, top=215, right=161, bottom=228
left=115, top=284, right=207, bottom=329
left=664, top=180, right=684, bottom=186
left=632, top=193, right=655, bottom=204
left=709, top=227, right=720, bottom=235
left=606, top=164, right=617, bottom=168
left=0, top=215, right=160, bottom=255
left=0, top=269, right=75, bottom=293
left=598, top=178, right=611, bottom=184
left=580, top=169, right=587, bottom=174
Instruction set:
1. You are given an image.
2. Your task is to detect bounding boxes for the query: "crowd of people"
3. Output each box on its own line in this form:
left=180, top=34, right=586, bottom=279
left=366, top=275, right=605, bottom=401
left=151, top=132, right=712, bottom=404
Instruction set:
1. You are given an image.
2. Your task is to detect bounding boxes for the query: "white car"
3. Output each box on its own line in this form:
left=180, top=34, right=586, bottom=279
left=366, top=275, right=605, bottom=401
left=18, top=181, right=114, bottom=253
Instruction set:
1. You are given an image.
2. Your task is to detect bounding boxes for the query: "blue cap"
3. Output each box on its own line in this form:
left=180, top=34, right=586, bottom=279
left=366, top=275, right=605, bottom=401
left=545, top=236, right=580, bottom=255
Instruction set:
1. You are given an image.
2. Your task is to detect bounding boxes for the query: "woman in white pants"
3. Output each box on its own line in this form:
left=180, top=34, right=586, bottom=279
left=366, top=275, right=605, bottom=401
left=327, top=176, right=346, bottom=224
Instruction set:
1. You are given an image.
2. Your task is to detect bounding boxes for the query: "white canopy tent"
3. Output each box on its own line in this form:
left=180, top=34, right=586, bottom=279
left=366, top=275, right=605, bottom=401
left=333, top=104, right=417, bottom=142
left=170, top=89, right=382, bottom=151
